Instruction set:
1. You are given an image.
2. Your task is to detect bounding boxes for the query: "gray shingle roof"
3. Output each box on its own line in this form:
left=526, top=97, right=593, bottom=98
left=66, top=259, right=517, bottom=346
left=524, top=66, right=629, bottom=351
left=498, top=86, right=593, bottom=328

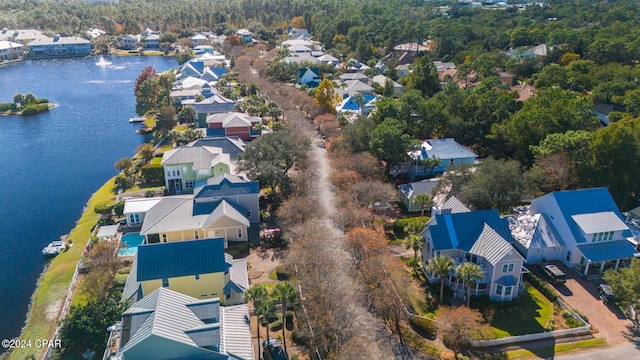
left=136, top=238, right=230, bottom=281
left=398, top=179, right=439, bottom=200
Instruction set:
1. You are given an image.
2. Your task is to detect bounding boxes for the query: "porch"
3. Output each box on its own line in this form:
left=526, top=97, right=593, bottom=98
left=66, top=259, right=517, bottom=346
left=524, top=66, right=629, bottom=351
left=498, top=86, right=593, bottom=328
left=574, top=239, right=638, bottom=279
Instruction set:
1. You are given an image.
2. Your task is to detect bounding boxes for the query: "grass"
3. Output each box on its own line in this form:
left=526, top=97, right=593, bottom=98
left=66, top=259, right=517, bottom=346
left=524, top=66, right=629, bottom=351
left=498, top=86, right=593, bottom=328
left=8, top=177, right=117, bottom=360
left=504, top=338, right=607, bottom=359
left=143, top=117, right=156, bottom=129
left=150, top=157, right=162, bottom=165
left=486, top=286, right=552, bottom=339
left=174, top=124, right=188, bottom=131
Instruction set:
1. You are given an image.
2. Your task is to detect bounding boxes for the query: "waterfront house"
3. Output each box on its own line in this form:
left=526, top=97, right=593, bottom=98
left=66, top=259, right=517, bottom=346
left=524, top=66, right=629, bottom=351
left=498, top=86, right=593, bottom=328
left=120, top=34, right=139, bottom=50
left=26, top=35, right=91, bottom=58
left=193, top=174, right=260, bottom=224
left=184, top=92, right=236, bottom=128
left=191, top=33, right=207, bottom=47
left=421, top=199, right=525, bottom=301
left=0, top=40, right=23, bottom=61
left=529, top=187, right=638, bottom=277
left=236, top=29, right=253, bottom=43
left=133, top=237, right=248, bottom=305
left=161, top=146, right=234, bottom=194
left=407, top=138, right=478, bottom=180
left=123, top=198, right=163, bottom=227
left=205, top=112, right=261, bottom=141
left=139, top=196, right=250, bottom=247
left=109, top=287, right=253, bottom=360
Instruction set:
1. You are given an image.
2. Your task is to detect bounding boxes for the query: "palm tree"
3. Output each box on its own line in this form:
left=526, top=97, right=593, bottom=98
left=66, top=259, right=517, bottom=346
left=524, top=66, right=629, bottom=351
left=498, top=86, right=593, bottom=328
left=412, top=193, right=433, bottom=217
left=245, top=284, right=268, bottom=360
left=405, top=233, right=424, bottom=273
left=351, top=93, right=366, bottom=115
left=272, top=282, right=297, bottom=356
left=260, top=297, right=276, bottom=348
left=427, top=255, right=455, bottom=303
left=456, top=262, right=484, bottom=307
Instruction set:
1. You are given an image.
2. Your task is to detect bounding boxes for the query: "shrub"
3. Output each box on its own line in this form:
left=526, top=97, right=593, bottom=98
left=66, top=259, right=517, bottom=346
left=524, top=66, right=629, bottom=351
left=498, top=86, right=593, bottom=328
left=275, top=265, right=291, bottom=280
left=113, top=273, right=128, bottom=289
left=409, top=315, right=437, bottom=339
left=524, top=273, right=557, bottom=302
left=292, top=330, right=310, bottom=346
left=270, top=319, right=283, bottom=331
left=117, top=267, right=131, bottom=275
left=141, top=164, right=165, bottom=185
left=0, top=103, right=12, bottom=111
left=561, top=309, right=584, bottom=328
left=21, top=103, right=49, bottom=115
left=393, top=216, right=429, bottom=236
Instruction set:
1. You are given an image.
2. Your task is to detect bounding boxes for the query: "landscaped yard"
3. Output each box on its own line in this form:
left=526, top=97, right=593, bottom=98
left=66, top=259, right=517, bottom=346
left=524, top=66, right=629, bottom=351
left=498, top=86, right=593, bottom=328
left=486, top=286, right=553, bottom=338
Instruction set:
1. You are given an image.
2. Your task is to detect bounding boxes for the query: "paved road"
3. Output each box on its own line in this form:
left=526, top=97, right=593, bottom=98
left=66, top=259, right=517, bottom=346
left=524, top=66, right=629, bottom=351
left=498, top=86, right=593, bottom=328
left=553, top=342, right=640, bottom=360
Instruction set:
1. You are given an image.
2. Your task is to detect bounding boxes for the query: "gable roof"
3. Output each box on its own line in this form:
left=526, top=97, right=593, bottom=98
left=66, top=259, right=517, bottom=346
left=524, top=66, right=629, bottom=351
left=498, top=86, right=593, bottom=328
left=507, top=212, right=565, bottom=250
left=194, top=174, right=260, bottom=199
left=161, top=146, right=225, bottom=170
left=136, top=238, right=230, bottom=281
left=398, top=178, right=440, bottom=201
left=440, top=196, right=471, bottom=214
left=429, top=209, right=513, bottom=251
left=466, top=224, right=520, bottom=265
left=206, top=112, right=260, bottom=128
left=532, top=187, right=629, bottom=243
left=188, top=137, right=245, bottom=161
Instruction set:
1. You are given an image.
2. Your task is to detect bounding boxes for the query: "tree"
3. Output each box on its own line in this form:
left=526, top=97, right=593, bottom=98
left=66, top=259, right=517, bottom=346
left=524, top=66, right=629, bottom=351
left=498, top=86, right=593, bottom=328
left=134, top=66, right=157, bottom=95
left=59, top=295, right=125, bottom=355
left=369, top=118, right=411, bottom=174
left=114, top=157, right=134, bottom=177
left=427, top=255, right=455, bottom=303
left=314, top=78, right=340, bottom=114
left=137, top=143, right=156, bottom=164
left=440, top=306, right=484, bottom=358
left=413, top=194, right=432, bottom=218
left=246, top=284, right=269, bottom=360
left=13, top=93, right=23, bottom=105
left=157, top=105, right=177, bottom=133
left=603, top=259, right=640, bottom=309
left=114, top=174, right=133, bottom=193
left=456, top=262, right=484, bottom=307
left=351, top=92, right=366, bottom=115
left=405, top=233, right=423, bottom=274
left=463, top=157, right=531, bottom=212
left=403, top=54, right=440, bottom=97
left=94, top=200, right=115, bottom=218
left=179, top=105, right=196, bottom=125
left=291, top=16, right=306, bottom=29
left=272, top=282, right=297, bottom=356
left=432, top=163, right=475, bottom=201
left=176, top=50, right=194, bottom=65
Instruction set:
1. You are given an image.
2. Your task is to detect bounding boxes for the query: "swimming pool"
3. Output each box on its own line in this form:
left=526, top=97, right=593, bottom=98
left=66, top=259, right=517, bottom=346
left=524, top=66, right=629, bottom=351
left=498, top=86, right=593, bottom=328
left=118, top=232, right=145, bottom=257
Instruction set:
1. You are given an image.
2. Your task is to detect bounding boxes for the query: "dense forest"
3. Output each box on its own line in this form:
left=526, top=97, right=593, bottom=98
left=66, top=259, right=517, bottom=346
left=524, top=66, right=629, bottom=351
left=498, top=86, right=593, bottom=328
left=5, top=0, right=640, bottom=210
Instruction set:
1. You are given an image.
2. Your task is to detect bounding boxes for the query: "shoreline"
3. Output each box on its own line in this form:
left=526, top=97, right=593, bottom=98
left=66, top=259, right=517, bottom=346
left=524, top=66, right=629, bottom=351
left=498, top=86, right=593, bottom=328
left=7, top=177, right=118, bottom=360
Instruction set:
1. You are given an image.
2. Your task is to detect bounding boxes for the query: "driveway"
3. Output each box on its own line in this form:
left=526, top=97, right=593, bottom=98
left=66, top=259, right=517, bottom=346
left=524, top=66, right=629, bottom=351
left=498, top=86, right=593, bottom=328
left=547, top=262, right=635, bottom=345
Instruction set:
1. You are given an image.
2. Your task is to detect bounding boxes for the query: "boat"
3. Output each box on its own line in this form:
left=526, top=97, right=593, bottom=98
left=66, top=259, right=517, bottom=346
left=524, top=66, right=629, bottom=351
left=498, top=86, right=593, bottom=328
left=129, top=116, right=146, bottom=123
left=42, top=240, right=64, bottom=257
left=96, top=56, right=112, bottom=66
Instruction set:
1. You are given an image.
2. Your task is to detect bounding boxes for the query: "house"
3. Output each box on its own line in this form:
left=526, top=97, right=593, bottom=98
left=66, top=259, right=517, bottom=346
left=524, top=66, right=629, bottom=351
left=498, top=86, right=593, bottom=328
left=123, top=198, right=163, bottom=227
left=407, top=138, right=478, bottom=180
left=108, top=287, right=253, bottom=359
left=396, top=64, right=411, bottom=78
left=121, top=34, right=139, bottom=50
left=497, top=69, right=516, bottom=86
left=284, top=54, right=319, bottom=65
left=511, top=83, right=536, bottom=102
left=162, top=146, right=235, bottom=193
left=421, top=201, right=525, bottom=301
left=594, top=103, right=624, bottom=126
left=393, top=41, right=432, bottom=53
left=193, top=174, right=260, bottom=224
left=530, top=187, right=638, bottom=277
left=289, top=28, right=311, bottom=39
left=339, top=73, right=368, bottom=83
left=188, top=137, right=246, bottom=161
left=184, top=92, right=236, bottom=128
left=370, top=74, right=404, bottom=97
left=339, top=58, right=370, bottom=72
left=0, top=28, right=47, bottom=42
left=133, top=237, right=248, bottom=304
left=507, top=210, right=565, bottom=263
left=338, top=79, right=375, bottom=97
left=398, top=178, right=440, bottom=213
left=287, top=43, right=313, bottom=55
left=0, top=40, right=23, bottom=61
left=236, top=29, right=252, bottom=43
left=316, top=53, right=339, bottom=67
left=191, top=33, right=207, bottom=47
left=298, top=67, right=321, bottom=88
left=26, top=35, right=92, bottom=58
left=205, top=112, right=261, bottom=141
left=139, top=196, right=251, bottom=247
left=86, top=28, right=106, bottom=39
left=530, top=44, right=549, bottom=57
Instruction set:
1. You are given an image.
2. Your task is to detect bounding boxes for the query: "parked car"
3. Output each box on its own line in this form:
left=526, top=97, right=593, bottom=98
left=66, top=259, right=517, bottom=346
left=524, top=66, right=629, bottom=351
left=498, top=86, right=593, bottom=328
left=542, top=264, right=566, bottom=284
left=597, top=283, right=614, bottom=304
left=263, top=338, right=287, bottom=360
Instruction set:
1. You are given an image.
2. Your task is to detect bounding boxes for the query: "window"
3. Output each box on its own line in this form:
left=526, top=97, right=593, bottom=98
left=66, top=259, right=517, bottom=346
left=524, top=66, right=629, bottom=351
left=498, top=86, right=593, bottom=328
left=502, top=263, right=514, bottom=273
left=162, top=234, right=167, bottom=243
left=185, top=181, right=195, bottom=189
left=237, top=228, right=243, bottom=239
left=247, top=210, right=251, bottom=218
left=566, top=250, right=572, bottom=262
left=129, top=213, right=140, bottom=224
left=496, top=284, right=503, bottom=296
left=162, top=278, right=169, bottom=287
left=505, top=286, right=512, bottom=296
left=608, top=231, right=614, bottom=240
left=194, top=231, right=199, bottom=240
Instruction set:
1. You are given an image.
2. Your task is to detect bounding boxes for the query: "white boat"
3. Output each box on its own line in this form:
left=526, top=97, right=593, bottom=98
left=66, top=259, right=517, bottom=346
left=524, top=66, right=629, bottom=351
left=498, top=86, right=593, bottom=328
left=96, top=56, right=112, bottom=66
left=129, top=116, right=146, bottom=123
left=42, top=240, right=64, bottom=257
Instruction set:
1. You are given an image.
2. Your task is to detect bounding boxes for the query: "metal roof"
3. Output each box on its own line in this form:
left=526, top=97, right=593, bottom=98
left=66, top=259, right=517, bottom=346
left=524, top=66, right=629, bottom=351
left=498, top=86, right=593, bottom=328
left=188, top=137, right=245, bottom=161
left=494, top=275, right=518, bottom=286
left=571, top=211, right=629, bottom=234
left=123, top=198, right=162, bottom=215
left=194, top=174, right=259, bottom=199
left=226, top=254, right=249, bottom=291
left=577, top=240, right=638, bottom=262
left=161, top=146, right=228, bottom=172
left=430, top=209, right=513, bottom=251
left=220, top=304, right=254, bottom=360
left=466, top=224, right=518, bottom=265
left=398, top=179, right=440, bottom=200
left=136, top=238, right=230, bottom=281
left=419, top=138, right=477, bottom=161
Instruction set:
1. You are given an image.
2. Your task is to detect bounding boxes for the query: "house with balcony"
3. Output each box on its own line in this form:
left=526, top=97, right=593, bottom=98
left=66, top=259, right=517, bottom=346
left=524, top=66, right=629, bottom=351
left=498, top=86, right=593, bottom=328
left=0, top=40, right=23, bottom=61
left=120, top=34, right=139, bottom=50
left=162, top=146, right=235, bottom=194
left=26, top=35, right=91, bottom=58
left=529, top=187, right=639, bottom=277
left=421, top=198, right=525, bottom=301
left=408, top=138, right=478, bottom=180
left=106, top=287, right=253, bottom=360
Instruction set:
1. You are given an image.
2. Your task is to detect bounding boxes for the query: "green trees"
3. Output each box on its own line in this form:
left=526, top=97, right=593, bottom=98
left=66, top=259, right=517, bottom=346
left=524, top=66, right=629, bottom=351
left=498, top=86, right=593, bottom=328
left=427, top=255, right=454, bottom=303
left=402, top=55, right=440, bottom=97
left=272, top=282, right=297, bottom=356
left=245, top=284, right=269, bottom=360
left=603, top=259, right=640, bottom=309
left=405, top=233, right=424, bottom=274
left=412, top=193, right=432, bottom=217
left=456, top=262, right=484, bottom=307
left=369, top=118, right=411, bottom=173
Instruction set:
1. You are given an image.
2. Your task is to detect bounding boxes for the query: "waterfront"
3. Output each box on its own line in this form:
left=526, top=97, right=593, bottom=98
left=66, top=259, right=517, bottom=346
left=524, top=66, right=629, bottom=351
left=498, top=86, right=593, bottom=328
left=0, top=55, right=176, bottom=344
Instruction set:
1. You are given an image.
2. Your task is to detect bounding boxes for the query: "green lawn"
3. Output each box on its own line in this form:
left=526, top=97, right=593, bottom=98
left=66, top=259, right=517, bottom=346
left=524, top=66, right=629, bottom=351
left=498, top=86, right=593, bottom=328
left=505, top=338, right=607, bottom=359
left=9, top=177, right=117, bottom=360
left=486, top=286, right=552, bottom=339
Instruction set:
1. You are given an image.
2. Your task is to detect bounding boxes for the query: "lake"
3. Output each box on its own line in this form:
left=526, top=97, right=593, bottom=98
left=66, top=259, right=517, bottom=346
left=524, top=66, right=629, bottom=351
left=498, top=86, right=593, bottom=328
left=0, top=55, right=176, bottom=344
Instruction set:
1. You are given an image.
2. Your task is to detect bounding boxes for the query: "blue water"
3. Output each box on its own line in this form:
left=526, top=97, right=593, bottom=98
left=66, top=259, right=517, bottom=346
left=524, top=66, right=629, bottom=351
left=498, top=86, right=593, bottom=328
left=118, top=233, right=144, bottom=257
left=0, top=55, right=176, bottom=343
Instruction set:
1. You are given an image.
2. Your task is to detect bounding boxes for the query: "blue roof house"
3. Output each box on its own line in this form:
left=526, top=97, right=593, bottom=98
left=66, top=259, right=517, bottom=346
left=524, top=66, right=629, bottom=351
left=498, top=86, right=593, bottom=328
left=421, top=199, right=525, bottom=301
left=408, top=138, right=477, bottom=180
left=530, top=187, right=639, bottom=277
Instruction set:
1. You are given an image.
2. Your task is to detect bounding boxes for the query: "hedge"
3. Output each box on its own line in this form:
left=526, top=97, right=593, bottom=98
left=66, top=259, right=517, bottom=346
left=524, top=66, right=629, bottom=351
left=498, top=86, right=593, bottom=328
left=141, top=163, right=165, bottom=185
left=524, top=273, right=558, bottom=302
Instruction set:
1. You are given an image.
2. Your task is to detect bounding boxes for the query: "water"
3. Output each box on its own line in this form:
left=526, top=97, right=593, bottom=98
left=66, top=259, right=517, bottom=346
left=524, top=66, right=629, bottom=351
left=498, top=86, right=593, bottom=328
left=0, top=55, right=176, bottom=343
left=118, top=233, right=144, bottom=257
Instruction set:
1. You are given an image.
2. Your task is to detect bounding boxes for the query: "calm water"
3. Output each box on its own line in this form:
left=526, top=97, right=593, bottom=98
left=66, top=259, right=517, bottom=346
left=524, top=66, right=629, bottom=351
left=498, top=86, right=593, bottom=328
left=0, top=55, right=175, bottom=343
